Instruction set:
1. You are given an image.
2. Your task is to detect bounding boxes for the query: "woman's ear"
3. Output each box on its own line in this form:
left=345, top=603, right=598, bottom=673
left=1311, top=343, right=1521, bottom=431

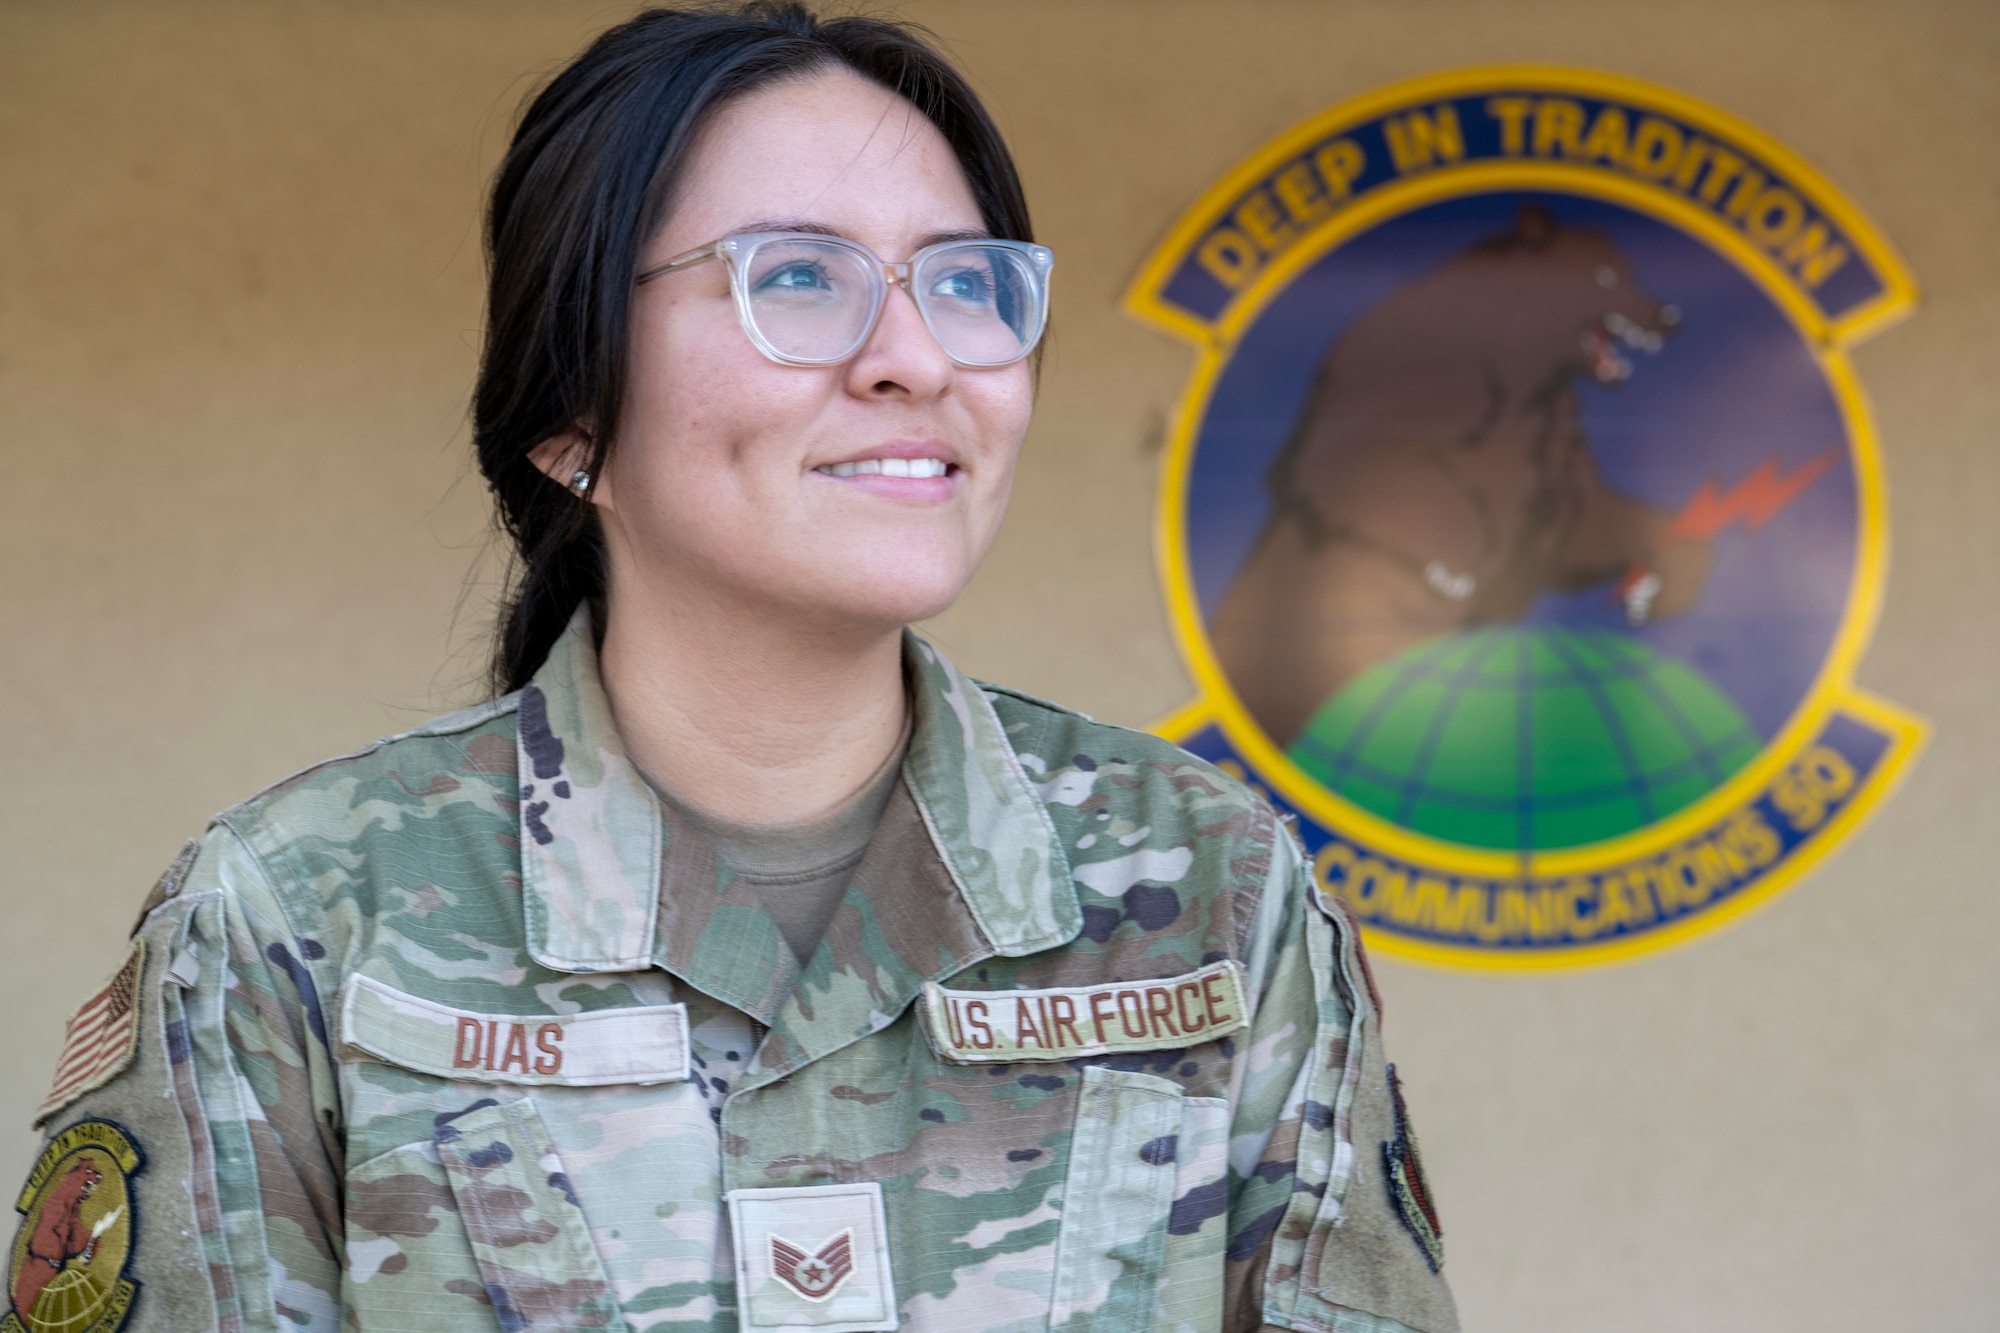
left=527, top=432, right=606, bottom=505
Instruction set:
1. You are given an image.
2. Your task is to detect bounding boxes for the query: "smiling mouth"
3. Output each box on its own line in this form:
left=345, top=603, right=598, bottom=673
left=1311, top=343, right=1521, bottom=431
left=814, top=457, right=952, bottom=479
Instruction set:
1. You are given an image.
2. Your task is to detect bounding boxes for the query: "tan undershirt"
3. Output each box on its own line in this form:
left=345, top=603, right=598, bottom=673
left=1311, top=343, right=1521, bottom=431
left=655, top=714, right=911, bottom=965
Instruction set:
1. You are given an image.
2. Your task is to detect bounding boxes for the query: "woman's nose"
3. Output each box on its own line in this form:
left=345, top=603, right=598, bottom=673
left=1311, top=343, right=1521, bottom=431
left=844, top=276, right=954, bottom=400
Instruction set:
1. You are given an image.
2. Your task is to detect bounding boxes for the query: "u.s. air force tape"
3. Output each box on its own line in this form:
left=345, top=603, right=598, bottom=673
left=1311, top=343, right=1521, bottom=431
left=337, top=975, right=690, bottom=1086
left=920, top=959, right=1251, bottom=1063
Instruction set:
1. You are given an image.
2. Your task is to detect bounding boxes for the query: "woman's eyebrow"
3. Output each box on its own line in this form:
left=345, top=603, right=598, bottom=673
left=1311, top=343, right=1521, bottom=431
left=733, top=219, right=995, bottom=247
left=918, top=227, right=994, bottom=246
left=735, top=218, right=844, bottom=238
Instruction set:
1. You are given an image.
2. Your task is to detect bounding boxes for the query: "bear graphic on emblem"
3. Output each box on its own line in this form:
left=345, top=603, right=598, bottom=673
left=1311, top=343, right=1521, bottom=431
left=13, top=1159, right=109, bottom=1324
left=1214, top=201, right=1702, bottom=749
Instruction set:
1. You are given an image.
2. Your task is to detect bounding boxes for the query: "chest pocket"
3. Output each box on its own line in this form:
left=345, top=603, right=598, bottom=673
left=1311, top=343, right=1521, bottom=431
left=343, top=1098, right=621, bottom=1331
left=338, top=977, right=699, bottom=1330
left=1049, top=1067, right=1230, bottom=1333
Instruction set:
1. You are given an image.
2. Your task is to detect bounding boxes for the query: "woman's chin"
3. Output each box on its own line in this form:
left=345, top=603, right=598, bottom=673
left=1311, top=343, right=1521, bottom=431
left=758, top=536, right=977, bottom=625
left=788, top=568, right=970, bottom=631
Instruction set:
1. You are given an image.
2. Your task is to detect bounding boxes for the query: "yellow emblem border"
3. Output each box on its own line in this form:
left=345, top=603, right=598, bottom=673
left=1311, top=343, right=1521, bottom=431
left=1127, top=66, right=1927, bottom=970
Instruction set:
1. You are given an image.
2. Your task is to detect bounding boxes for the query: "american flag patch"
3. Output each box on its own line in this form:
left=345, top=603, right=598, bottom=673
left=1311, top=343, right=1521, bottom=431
left=36, top=938, right=147, bottom=1125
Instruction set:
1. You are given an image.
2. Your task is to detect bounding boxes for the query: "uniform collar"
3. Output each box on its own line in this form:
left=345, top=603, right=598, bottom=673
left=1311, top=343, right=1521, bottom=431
left=516, top=609, right=1077, bottom=985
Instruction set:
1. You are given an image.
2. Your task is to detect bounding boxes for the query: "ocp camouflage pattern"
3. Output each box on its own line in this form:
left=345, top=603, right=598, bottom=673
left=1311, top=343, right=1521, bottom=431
left=16, top=612, right=1458, bottom=1333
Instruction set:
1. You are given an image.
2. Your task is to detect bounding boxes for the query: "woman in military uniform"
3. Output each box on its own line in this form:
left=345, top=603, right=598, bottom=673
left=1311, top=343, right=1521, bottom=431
left=12, top=6, right=1457, bottom=1332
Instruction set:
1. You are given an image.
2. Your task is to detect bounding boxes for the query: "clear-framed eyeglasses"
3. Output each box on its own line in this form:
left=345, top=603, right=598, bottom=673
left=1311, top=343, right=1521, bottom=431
left=635, top=232, right=1054, bottom=368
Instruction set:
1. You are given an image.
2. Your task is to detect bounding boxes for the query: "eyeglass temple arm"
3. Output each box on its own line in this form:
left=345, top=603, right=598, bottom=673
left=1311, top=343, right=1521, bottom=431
left=635, top=242, right=722, bottom=286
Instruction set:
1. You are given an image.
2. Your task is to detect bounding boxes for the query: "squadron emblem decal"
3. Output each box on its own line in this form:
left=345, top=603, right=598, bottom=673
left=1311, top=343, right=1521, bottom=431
left=1129, top=68, right=1925, bottom=968
left=5, top=1120, right=144, bottom=1333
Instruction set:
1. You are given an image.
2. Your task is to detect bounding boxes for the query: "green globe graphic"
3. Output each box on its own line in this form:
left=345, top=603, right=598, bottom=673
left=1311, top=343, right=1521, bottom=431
left=1286, top=625, right=1762, bottom=851
left=28, top=1266, right=109, bottom=1332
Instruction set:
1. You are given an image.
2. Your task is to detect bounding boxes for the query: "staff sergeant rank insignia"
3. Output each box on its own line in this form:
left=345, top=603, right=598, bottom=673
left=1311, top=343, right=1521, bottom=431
left=771, top=1230, right=856, bottom=1302
left=5, top=1120, right=144, bottom=1333
left=1128, top=66, right=1926, bottom=970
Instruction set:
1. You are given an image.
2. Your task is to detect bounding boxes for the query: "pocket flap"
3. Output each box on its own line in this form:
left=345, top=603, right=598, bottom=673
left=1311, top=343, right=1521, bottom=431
left=339, top=974, right=690, bottom=1086
left=436, top=1098, right=623, bottom=1331
left=1050, top=1066, right=1184, bottom=1329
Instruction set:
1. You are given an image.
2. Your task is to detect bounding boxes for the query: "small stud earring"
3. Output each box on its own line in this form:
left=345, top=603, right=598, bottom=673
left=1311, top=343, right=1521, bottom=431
left=571, top=469, right=591, bottom=494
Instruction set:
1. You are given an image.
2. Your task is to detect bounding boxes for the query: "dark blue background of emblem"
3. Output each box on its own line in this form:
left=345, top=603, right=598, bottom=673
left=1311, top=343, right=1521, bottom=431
left=1185, top=189, right=1858, bottom=742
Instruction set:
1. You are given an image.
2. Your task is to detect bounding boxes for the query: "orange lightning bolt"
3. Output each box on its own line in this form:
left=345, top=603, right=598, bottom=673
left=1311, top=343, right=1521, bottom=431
left=1616, top=449, right=1840, bottom=622
left=1658, top=448, right=1841, bottom=543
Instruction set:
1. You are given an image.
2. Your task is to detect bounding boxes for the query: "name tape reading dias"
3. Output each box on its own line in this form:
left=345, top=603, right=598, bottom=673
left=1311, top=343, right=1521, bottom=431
left=338, top=976, right=691, bottom=1086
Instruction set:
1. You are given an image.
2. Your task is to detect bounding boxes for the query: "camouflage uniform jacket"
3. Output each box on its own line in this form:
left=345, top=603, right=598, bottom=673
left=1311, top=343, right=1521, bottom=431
left=17, top=616, right=1458, bottom=1333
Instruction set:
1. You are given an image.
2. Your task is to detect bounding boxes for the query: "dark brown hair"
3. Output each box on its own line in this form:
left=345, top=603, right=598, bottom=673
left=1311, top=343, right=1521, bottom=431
left=474, top=1, right=1034, bottom=694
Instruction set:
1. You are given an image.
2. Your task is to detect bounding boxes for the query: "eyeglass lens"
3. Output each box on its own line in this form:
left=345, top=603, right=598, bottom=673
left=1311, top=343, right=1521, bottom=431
left=741, top=238, right=1042, bottom=366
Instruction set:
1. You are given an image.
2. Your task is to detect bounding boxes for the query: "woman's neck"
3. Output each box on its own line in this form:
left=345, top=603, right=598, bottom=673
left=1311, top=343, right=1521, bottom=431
left=594, top=581, right=910, bottom=827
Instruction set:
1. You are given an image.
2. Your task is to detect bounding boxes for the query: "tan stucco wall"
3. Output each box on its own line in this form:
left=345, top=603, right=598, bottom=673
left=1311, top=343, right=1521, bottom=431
left=2, top=3, right=1994, bottom=1328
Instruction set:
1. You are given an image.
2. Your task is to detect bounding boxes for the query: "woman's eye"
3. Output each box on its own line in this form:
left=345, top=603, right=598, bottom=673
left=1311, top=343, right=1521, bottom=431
left=929, top=268, right=994, bottom=304
left=756, top=262, right=832, bottom=293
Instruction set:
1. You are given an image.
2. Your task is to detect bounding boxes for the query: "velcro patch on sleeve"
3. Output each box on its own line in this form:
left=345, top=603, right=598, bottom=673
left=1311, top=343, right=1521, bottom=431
left=1383, top=1063, right=1445, bottom=1273
left=338, top=975, right=690, bottom=1086
left=920, top=959, right=1250, bottom=1063
left=9, top=1119, right=146, bottom=1333
left=35, top=939, right=147, bottom=1125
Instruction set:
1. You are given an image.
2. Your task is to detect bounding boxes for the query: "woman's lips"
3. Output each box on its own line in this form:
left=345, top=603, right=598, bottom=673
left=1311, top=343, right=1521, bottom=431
left=815, top=457, right=948, bottom=479
left=811, top=453, right=959, bottom=499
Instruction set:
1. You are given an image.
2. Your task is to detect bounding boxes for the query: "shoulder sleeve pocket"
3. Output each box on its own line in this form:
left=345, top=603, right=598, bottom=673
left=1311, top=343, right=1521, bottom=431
left=1268, top=888, right=1461, bottom=1333
left=1295, top=1024, right=1458, bottom=1333
left=12, top=891, right=222, bottom=1333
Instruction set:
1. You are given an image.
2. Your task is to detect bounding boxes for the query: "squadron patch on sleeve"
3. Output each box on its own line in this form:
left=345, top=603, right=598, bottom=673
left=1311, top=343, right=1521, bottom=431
left=34, top=942, right=146, bottom=1127
left=1381, top=1064, right=1444, bottom=1274
left=5, top=1119, right=144, bottom=1333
